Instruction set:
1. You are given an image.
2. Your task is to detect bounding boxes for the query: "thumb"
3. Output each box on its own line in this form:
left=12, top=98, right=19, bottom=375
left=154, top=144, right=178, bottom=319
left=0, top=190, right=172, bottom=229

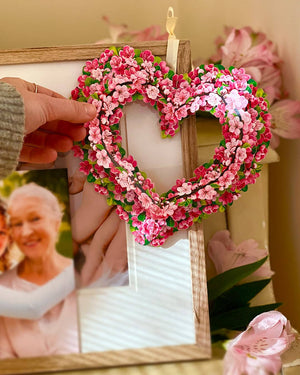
left=41, top=96, right=97, bottom=124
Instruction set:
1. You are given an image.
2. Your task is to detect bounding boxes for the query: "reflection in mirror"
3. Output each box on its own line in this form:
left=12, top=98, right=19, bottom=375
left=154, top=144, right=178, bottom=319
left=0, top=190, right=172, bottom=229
left=59, top=151, right=129, bottom=290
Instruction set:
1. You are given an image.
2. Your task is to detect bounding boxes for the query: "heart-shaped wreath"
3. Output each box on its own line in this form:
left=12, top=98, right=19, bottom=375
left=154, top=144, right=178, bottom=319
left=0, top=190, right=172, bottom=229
left=71, top=45, right=271, bottom=246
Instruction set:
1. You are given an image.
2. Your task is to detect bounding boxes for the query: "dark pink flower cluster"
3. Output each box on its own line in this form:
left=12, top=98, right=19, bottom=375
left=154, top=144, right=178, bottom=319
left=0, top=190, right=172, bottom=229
left=72, top=45, right=271, bottom=246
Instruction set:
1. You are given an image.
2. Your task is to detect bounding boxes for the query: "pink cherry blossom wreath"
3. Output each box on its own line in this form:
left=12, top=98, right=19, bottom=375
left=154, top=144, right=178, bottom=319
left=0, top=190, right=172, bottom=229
left=71, top=45, right=272, bottom=247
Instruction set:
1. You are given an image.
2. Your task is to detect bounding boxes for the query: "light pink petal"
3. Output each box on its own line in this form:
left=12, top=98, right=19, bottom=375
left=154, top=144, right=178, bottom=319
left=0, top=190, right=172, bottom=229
left=271, top=99, right=300, bottom=139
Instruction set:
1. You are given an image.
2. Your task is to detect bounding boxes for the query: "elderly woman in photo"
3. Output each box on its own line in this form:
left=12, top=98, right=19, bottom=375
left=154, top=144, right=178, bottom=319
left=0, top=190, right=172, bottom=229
left=0, top=183, right=79, bottom=359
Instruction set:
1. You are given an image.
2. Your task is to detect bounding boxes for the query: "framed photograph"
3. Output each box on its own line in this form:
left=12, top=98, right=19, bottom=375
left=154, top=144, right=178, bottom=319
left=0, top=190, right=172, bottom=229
left=0, top=41, right=211, bottom=374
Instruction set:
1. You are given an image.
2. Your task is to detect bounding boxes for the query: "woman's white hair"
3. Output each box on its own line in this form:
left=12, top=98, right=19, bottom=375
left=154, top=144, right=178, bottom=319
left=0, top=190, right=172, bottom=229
left=7, top=183, right=63, bottom=221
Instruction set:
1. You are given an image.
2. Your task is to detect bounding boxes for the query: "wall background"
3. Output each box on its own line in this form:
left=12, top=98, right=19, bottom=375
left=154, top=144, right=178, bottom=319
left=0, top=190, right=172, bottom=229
left=1, top=0, right=299, bottom=330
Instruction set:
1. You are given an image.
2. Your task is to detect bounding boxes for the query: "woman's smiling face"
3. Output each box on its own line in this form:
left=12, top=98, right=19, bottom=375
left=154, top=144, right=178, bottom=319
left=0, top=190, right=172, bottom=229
left=8, top=196, right=60, bottom=259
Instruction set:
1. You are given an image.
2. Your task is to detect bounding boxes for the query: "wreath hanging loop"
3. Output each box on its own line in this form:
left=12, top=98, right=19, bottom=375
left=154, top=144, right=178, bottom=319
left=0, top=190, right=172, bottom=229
left=71, top=45, right=271, bottom=247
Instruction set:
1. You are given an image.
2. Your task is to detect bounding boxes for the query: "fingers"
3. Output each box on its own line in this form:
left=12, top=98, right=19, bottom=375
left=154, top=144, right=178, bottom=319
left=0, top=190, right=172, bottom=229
left=26, top=82, right=65, bottom=99
left=40, top=95, right=97, bottom=124
left=19, top=145, right=57, bottom=164
left=101, top=221, right=128, bottom=274
left=71, top=181, right=113, bottom=243
left=79, top=210, right=121, bottom=286
left=40, top=120, right=87, bottom=142
left=24, top=131, right=74, bottom=152
left=69, top=169, right=86, bottom=194
left=87, top=221, right=128, bottom=286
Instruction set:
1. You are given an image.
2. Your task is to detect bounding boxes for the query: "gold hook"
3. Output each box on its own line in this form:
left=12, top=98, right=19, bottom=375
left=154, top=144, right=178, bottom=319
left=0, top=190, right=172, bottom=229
left=166, top=6, right=178, bottom=39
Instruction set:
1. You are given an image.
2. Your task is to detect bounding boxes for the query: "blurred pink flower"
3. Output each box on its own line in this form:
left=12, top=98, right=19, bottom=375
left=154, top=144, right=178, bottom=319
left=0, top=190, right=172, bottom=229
left=207, top=230, right=274, bottom=279
left=203, top=26, right=300, bottom=149
left=96, top=16, right=168, bottom=44
left=224, top=311, right=295, bottom=375
left=126, top=24, right=168, bottom=42
left=210, top=27, right=281, bottom=84
left=270, top=99, right=300, bottom=148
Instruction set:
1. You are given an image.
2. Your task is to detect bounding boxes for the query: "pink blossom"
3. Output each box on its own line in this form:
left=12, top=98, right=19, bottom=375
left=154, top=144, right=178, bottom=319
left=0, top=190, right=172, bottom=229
left=96, top=149, right=111, bottom=169
left=117, top=171, right=134, bottom=190
left=72, top=145, right=84, bottom=159
left=206, top=92, right=222, bottom=107
left=132, top=230, right=146, bottom=245
left=173, top=207, right=187, bottom=221
left=90, top=68, right=103, bottom=81
left=102, top=95, right=118, bottom=115
left=116, top=206, right=129, bottom=221
left=235, top=147, right=247, bottom=163
left=146, top=85, right=160, bottom=100
left=177, top=182, right=192, bottom=196
left=207, top=230, right=274, bottom=279
left=224, top=311, right=295, bottom=375
left=94, top=185, right=108, bottom=196
left=113, top=85, right=130, bottom=103
left=190, top=96, right=206, bottom=113
left=198, top=185, right=217, bottom=200
left=79, top=161, right=92, bottom=175
left=175, top=105, right=188, bottom=120
left=139, top=218, right=161, bottom=241
left=139, top=193, right=153, bottom=209
left=225, top=89, right=248, bottom=113
left=174, top=89, right=190, bottom=105
left=218, top=171, right=235, bottom=189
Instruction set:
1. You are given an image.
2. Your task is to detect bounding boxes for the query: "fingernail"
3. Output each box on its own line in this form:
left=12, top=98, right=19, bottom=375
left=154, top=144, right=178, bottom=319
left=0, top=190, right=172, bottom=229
left=85, top=104, right=97, bottom=118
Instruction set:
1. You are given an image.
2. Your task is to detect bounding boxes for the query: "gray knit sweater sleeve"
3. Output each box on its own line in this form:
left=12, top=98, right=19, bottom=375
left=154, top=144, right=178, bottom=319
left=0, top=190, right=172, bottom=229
left=0, top=82, right=25, bottom=179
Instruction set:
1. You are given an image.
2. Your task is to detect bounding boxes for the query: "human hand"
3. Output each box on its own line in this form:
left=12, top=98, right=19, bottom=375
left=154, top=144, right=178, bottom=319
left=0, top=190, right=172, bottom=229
left=0, top=77, right=97, bottom=164
left=71, top=180, right=114, bottom=244
left=78, top=210, right=127, bottom=287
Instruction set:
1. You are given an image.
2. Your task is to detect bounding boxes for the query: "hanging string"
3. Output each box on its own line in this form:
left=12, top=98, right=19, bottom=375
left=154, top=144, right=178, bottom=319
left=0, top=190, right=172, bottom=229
left=166, top=7, right=179, bottom=73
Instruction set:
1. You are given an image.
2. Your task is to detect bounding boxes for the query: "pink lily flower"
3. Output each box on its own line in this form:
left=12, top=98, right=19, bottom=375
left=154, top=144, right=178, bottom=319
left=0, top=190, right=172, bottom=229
left=207, top=230, right=274, bottom=280
left=224, top=311, right=295, bottom=375
left=270, top=99, right=300, bottom=148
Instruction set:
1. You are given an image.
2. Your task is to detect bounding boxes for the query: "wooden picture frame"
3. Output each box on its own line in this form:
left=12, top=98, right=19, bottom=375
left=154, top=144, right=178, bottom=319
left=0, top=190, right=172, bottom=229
left=0, top=41, right=211, bottom=374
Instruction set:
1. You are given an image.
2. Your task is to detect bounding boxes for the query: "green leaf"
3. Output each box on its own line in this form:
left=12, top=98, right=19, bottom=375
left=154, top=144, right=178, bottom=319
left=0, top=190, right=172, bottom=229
left=84, top=77, right=97, bottom=86
left=138, top=212, right=146, bottom=221
left=132, top=93, right=144, bottom=101
left=154, top=56, right=161, bottom=64
left=210, top=279, right=271, bottom=316
left=107, top=183, right=115, bottom=191
left=119, top=146, right=126, bottom=157
left=207, top=257, right=268, bottom=301
left=82, top=66, right=91, bottom=75
left=110, top=46, right=119, bottom=56
left=110, top=124, right=119, bottom=131
left=183, top=73, right=191, bottom=83
left=247, top=78, right=257, bottom=87
left=106, top=196, right=115, bottom=206
left=159, top=98, right=168, bottom=104
left=256, top=88, right=265, bottom=97
left=77, top=96, right=88, bottom=102
left=166, top=216, right=175, bottom=227
left=87, top=173, right=96, bottom=183
left=215, top=63, right=225, bottom=71
left=210, top=303, right=282, bottom=331
left=134, top=49, right=141, bottom=57
left=167, top=70, right=175, bottom=80
left=135, top=56, right=143, bottom=65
